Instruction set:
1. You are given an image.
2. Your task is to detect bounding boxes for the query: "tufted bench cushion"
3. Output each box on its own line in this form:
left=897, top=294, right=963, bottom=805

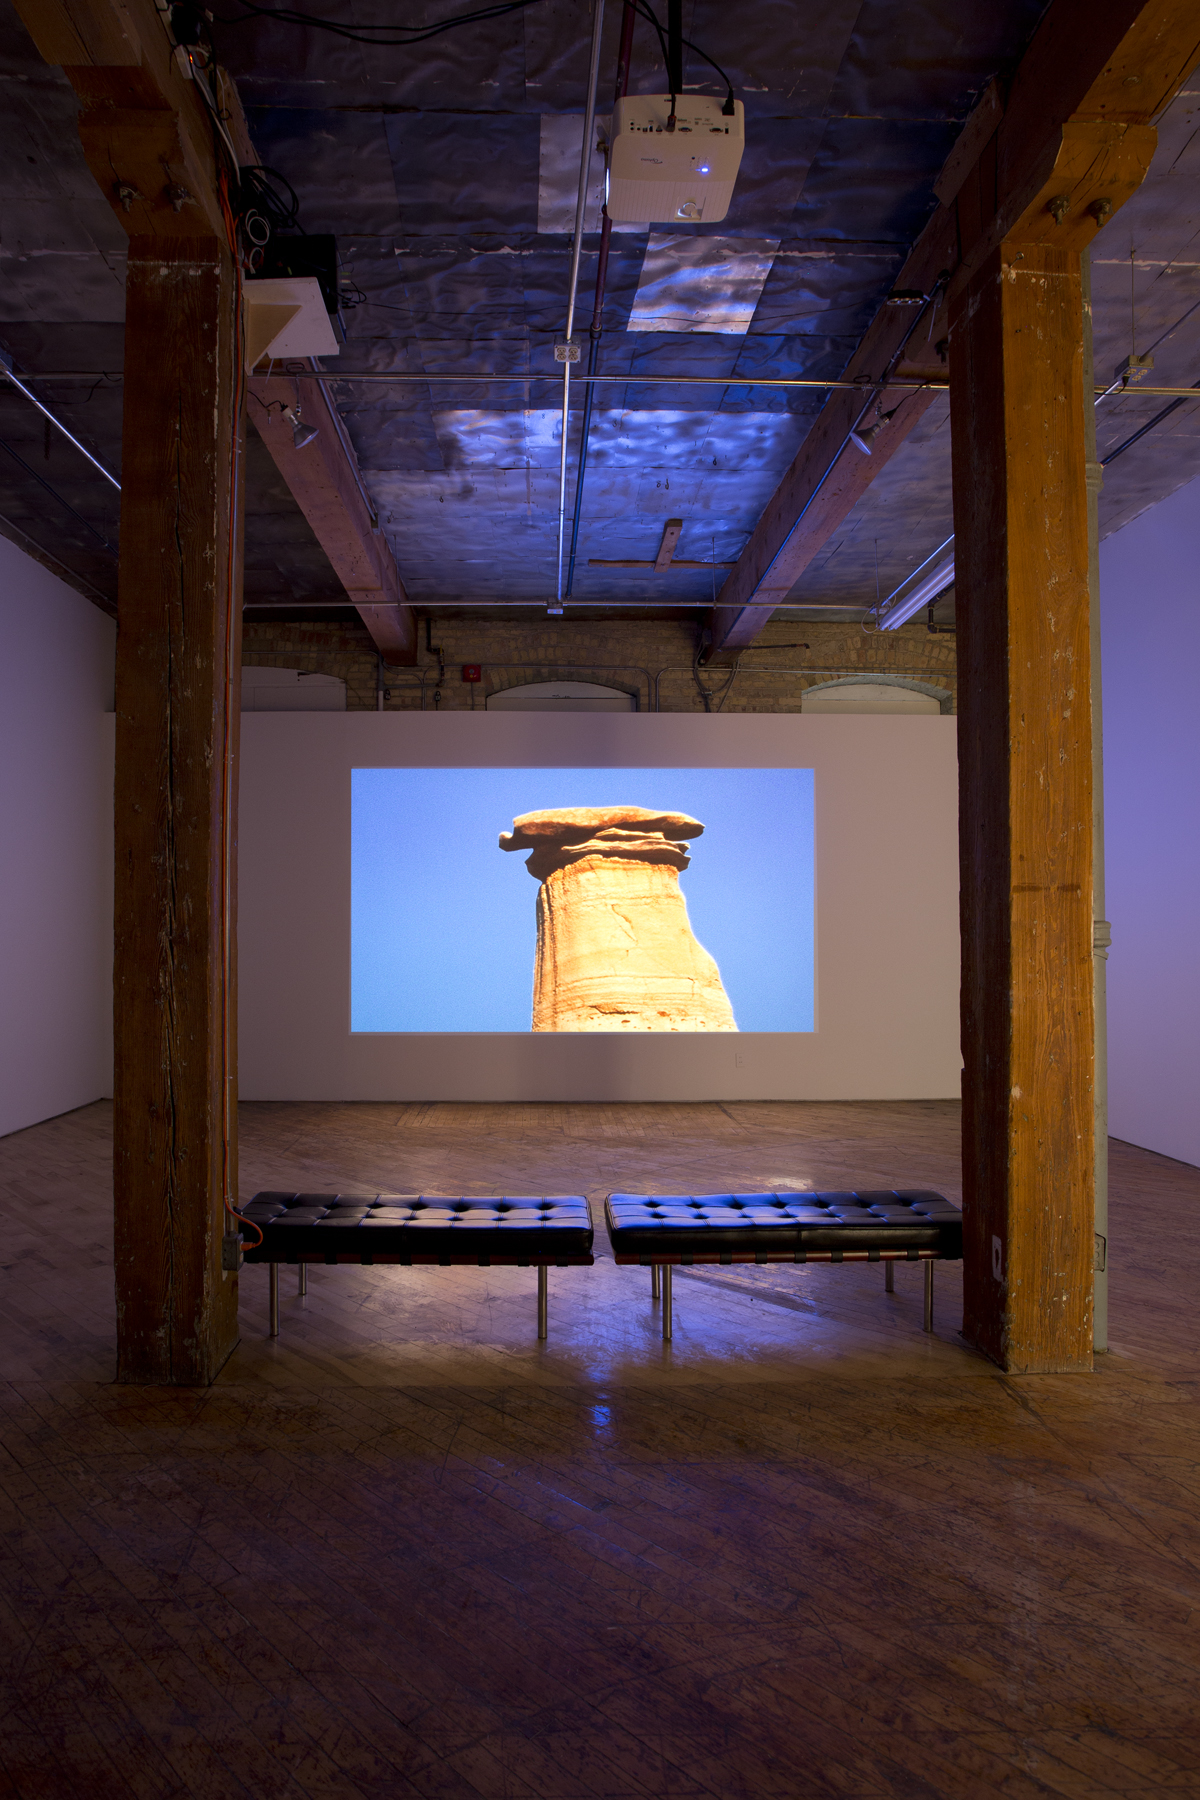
left=239, top=1193, right=594, bottom=1343
left=241, top=1192, right=594, bottom=1266
left=605, top=1190, right=961, bottom=1264
left=605, top=1190, right=961, bottom=1340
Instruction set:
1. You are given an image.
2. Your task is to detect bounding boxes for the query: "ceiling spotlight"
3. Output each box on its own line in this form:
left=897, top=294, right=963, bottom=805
left=849, top=406, right=899, bottom=456
left=284, top=404, right=319, bottom=450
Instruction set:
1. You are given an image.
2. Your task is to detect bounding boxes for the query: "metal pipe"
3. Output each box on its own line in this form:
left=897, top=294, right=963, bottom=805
left=16, top=371, right=1200, bottom=400
left=305, top=357, right=378, bottom=526
left=923, top=1259, right=933, bottom=1333
left=269, top=1264, right=279, bottom=1337
left=662, top=1264, right=673, bottom=1341
left=651, top=1263, right=660, bottom=1299
left=298, top=1264, right=308, bottom=1296
left=885, top=1261, right=894, bottom=1294
left=1084, top=249, right=1110, bottom=1354
left=0, top=356, right=121, bottom=489
left=556, top=0, right=607, bottom=603
left=537, top=1265, right=548, bottom=1339
left=1101, top=380, right=1200, bottom=464
left=565, top=0, right=637, bottom=599
left=9, top=371, right=951, bottom=393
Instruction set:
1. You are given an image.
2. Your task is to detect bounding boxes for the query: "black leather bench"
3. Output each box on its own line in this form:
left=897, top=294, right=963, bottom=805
left=605, top=1190, right=962, bottom=1340
left=240, top=1192, right=594, bottom=1339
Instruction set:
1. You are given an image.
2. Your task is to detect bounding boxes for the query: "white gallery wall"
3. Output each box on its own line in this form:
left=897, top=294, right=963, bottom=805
left=1101, top=473, right=1200, bottom=1168
left=0, top=538, right=115, bottom=1138
left=238, top=711, right=961, bottom=1102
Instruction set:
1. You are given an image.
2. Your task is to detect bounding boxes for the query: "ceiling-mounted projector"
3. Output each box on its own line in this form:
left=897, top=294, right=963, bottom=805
left=607, top=94, right=745, bottom=224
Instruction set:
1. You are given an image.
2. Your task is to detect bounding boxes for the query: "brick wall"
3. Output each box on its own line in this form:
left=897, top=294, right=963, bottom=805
left=242, top=615, right=956, bottom=713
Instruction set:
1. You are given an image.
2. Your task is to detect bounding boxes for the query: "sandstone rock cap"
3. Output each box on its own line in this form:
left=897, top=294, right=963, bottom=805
left=499, top=806, right=705, bottom=852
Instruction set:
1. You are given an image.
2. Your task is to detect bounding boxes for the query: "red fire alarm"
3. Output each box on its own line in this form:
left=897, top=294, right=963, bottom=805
left=461, top=664, right=481, bottom=683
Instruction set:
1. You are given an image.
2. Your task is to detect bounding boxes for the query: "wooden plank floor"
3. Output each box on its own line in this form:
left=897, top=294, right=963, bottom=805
left=1, top=1099, right=1198, bottom=1799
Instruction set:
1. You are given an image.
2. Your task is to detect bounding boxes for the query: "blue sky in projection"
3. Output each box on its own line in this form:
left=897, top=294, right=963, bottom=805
left=351, top=768, right=814, bottom=1033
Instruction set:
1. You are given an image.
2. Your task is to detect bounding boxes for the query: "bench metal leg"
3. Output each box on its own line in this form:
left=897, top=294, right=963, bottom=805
left=269, top=1263, right=279, bottom=1338
left=662, top=1264, right=673, bottom=1342
left=923, top=1259, right=934, bottom=1333
left=537, top=1265, right=548, bottom=1340
left=651, top=1263, right=660, bottom=1300
left=298, top=1264, right=307, bottom=1297
left=885, top=1261, right=894, bottom=1294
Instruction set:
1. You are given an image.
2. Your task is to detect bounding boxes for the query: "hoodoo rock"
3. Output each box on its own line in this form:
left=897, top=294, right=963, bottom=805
left=499, top=806, right=738, bottom=1032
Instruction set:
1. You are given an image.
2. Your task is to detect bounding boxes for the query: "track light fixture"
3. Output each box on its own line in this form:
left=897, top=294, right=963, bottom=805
left=284, top=403, right=318, bottom=450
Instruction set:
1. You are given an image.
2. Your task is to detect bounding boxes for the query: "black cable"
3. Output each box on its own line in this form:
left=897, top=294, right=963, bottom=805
left=209, top=0, right=547, bottom=47
left=632, top=0, right=735, bottom=112
left=0, top=438, right=114, bottom=548
left=1101, top=380, right=1200, bottom=467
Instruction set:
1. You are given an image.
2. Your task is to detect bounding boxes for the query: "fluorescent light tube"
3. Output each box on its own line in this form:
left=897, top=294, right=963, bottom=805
left=877, top=553, right=955, bottom=628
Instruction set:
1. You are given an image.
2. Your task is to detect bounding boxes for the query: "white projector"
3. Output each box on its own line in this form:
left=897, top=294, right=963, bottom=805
left=607, top=93, right=745, bottom=224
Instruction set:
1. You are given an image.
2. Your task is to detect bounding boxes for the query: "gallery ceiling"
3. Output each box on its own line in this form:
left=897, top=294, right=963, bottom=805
left=1, top=0, right=1198, bottom=624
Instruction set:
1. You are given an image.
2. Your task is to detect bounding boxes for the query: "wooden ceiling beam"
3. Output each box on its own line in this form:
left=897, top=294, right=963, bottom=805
left=249, top=373, right=416, bottom=665
left=15, top=0, right=229, bottom=239
left=13, top=0, right=417, bottom=662
left=704, top=0, right=1200, bottom=659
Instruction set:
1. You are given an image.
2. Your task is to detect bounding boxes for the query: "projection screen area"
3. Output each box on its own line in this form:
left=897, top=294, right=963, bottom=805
left=351, top=768, right=815, bottom=1034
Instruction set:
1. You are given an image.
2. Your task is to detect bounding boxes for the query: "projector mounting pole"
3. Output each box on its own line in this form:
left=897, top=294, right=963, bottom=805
left=555, top=0, right=606, bottom=606
left=666, top=0, right=682, bottom=128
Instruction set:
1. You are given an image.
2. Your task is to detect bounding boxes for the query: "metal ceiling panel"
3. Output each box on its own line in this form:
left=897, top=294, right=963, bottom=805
left=537, top=113, right=607, bottom=235
left=670, top=0, right=865, bottom=122
left=338, top=405, right=446, bottom=473
left=522, top=0, right=639, bottom=111
left=748, top=246, right=899, bottom=337
left=384, top=115, right=541, bottom=236
left=583, top=409, right=715, bottom=464
left=7, top=0, right=1196, bottom=622
left=0, top=51, right=127, bottom=323
left=247, top=109, right=403, bottom=239
left=719, top=118, right=828, bottom=231
left=213, top=7, right=529, bottom=111
left=393, top=239, right=538, bottom=337
left=827, top=0, right=1049, bottom=118
left=432, top=410, right=563, bottom=469
left=790, top=116, right=958, bottom=242
left=627, top=234, right=779, bottom=334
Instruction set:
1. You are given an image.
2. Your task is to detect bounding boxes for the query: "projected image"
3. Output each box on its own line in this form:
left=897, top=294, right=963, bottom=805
left=351, top=768, right=814, bottom=1034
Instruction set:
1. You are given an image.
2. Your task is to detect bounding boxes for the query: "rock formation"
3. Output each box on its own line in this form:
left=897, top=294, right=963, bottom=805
left=499, top=806, right=738, bottom=1032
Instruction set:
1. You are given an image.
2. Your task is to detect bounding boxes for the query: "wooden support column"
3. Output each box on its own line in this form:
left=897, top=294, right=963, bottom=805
left=113, top=237, right=243, bottom=1384
left=950, top=242, right=1095, bottom=1372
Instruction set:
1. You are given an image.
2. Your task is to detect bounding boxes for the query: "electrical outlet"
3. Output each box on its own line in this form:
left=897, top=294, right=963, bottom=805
left=222, top=1231, right=243, bottom=1272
